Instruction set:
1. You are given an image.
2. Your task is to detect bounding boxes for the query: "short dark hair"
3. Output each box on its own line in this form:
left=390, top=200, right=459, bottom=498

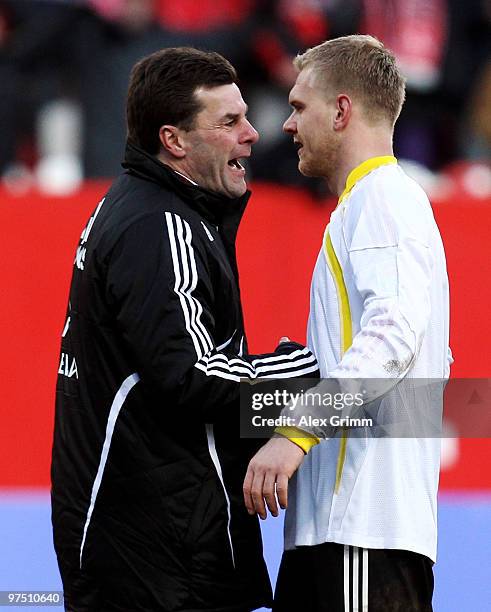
left=126, top=47, right=237, bottom=154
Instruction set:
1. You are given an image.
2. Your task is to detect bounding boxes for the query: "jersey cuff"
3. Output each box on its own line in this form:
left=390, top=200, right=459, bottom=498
left=274, top=426, right=320, bottom=454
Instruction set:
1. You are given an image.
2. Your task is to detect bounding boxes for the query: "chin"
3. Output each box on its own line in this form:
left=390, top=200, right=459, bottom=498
left=230, top=188, right=247, bottom=199
left=225, top=182, right=247, bottom=199
left=299, top=161, right=322, bottom=178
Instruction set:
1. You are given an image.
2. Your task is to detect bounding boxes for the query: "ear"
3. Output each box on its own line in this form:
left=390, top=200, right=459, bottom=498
left=333, top=94, right=352, bottom=131
left=159, top=125, right=186, bottom=158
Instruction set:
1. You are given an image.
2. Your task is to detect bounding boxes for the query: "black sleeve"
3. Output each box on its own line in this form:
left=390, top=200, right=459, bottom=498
left=105, top=211, right=318, bottom=421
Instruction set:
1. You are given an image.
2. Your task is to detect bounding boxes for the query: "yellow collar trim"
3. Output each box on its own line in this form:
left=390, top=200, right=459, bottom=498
left=338, top=155, right=397, bottom=204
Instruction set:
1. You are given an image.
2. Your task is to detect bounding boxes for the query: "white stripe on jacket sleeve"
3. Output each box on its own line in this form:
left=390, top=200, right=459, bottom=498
left=177, top=215, right=214, bottom=351
left=164, top=212, right=318, bottom=381
left=165, top=212, right=205, bottom=358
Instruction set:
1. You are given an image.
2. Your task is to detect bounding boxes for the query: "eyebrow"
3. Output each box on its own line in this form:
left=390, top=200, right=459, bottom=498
left=219, top=105, right=249, bottom=122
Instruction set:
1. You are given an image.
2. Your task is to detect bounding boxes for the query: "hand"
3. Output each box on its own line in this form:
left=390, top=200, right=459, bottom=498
left=243, top=436, right=305, bottom=519
left=279, top=336, right=290, bottom=344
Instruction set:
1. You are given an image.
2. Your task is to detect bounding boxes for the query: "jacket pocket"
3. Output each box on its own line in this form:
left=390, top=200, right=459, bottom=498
left=183, top=468, right=230, bottom=557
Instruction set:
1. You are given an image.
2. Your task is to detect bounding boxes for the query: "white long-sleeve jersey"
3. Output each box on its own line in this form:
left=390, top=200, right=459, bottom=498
left=284, top=157, right=452, bottom=562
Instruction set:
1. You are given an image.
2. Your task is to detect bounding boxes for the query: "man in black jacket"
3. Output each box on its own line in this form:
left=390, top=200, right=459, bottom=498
left=51, top=47, right=318, bottom=612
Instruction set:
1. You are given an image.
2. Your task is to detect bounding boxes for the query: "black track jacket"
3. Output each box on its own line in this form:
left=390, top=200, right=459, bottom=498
left=51, top=143, right=318, bottom=611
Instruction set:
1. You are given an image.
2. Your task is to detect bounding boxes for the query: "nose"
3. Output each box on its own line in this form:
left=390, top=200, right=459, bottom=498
left=240, top=118, right=259, bottom=144
left=283, top=112, right=296, bottom=134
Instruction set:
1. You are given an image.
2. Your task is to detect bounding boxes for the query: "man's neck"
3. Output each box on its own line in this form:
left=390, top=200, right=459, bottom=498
left=332, top=129, right=394, bottom=197
left=157, top=154, right=199, bottom=187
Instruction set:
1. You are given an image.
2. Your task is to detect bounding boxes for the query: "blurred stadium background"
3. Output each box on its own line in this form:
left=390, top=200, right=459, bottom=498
left=0, top=1, right=490, bottom=610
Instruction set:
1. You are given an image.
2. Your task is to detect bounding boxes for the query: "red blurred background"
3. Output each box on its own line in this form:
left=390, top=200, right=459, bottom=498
left=1, top=182, right=490, bottom=490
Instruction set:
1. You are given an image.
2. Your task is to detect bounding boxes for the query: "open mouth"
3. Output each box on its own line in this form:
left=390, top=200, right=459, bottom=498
left=294, top=141, right=303, bottom=153
left=228, top=158, right=244, bottom=170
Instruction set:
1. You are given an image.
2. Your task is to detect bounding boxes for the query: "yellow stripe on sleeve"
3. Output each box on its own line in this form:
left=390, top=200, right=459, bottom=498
left=275, top=426, right=320, bottom=454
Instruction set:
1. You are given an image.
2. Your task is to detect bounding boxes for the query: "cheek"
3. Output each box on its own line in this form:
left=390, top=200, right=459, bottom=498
left=208, top=132, right=233, bottom=149
left=302, top=126, right=318, bottom=151
left=300, top=117, right=315, bottom=141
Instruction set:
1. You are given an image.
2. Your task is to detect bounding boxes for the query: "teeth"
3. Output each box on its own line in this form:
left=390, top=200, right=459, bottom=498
left=229, top=159, right=243, bottom=169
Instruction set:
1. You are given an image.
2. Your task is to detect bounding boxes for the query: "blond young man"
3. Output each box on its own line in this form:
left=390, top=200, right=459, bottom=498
left=243, top=35, right=451, bottom=611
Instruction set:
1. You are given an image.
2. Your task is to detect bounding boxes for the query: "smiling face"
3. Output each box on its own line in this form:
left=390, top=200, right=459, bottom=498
left=177, top=83, right=259, bottom=198
left=283, top=68, right=341, bottom=180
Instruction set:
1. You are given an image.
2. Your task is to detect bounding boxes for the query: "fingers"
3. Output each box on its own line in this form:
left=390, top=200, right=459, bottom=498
left=243, top=438, right=303, bottom=519
left=243, top=464, right=268, bottom=519
left=250, top=469, right=267, bottom=520
left=276, top=473, right=289, bottom=509
left=263, top=471, right=279, bottom=517
left=243, top=466, right=255, bottom=515
left=279, top=336, right=290, bottom=344
left=243, top=464, right=280, bottom=519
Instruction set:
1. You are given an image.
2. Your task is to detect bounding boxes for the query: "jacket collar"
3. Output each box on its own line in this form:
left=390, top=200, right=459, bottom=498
left=122, top=142, right=250, bottom=231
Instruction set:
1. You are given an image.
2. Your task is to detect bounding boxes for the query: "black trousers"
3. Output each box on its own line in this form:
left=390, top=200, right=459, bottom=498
left=273, top=542, right=434, bottom=612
